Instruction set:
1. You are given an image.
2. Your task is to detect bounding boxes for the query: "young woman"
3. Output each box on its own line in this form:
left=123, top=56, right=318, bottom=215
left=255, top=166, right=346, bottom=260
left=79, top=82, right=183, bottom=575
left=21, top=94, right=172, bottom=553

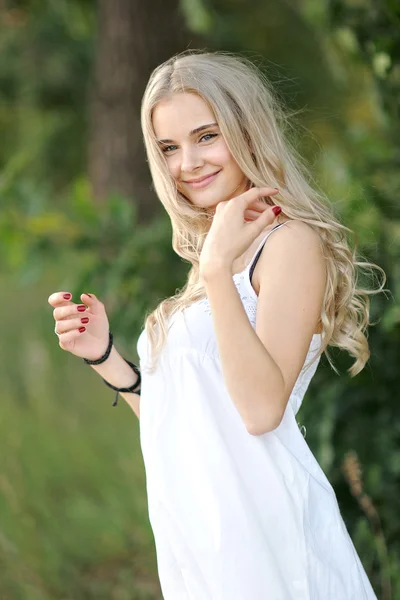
left=49, top=51, right=385, bottom=598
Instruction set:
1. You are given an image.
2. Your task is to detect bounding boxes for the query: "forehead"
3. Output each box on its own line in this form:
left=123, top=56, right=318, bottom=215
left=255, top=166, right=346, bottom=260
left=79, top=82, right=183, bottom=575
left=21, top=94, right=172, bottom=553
left=152, top=93, right=216, bottom=138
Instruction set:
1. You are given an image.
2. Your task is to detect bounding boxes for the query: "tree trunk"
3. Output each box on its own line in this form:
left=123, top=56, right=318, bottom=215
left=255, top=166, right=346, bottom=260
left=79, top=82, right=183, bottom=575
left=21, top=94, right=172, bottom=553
left=88, top=0, right=199, bottom=222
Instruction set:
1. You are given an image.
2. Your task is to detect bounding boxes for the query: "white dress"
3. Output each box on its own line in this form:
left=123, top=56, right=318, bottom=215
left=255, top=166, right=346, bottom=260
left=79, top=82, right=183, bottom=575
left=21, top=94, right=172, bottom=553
left=137, top=223, right=377, bottom=600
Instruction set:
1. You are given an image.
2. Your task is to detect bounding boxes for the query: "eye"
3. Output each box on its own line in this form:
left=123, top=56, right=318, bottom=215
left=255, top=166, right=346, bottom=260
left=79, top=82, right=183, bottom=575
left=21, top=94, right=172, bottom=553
left=161, top=144, right=178, bottom=154
left=200, top=133, right=217, bottom=142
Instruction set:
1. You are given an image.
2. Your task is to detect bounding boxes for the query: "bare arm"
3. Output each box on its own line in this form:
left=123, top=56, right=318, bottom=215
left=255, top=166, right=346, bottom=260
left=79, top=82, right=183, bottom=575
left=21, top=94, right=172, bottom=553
left=90, top=346, right=141, bottom=419
left=201, top=221, right=325, bottom=435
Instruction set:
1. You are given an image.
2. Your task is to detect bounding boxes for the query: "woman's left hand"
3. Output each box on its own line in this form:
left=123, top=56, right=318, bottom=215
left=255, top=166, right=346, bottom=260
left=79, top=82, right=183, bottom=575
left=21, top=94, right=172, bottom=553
left=199, top=186, right=281, bottom=276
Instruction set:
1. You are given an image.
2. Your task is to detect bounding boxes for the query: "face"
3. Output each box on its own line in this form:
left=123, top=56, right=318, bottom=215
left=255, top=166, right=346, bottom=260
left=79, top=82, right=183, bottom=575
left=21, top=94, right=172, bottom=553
left=152, top=93, right=249, bottom=212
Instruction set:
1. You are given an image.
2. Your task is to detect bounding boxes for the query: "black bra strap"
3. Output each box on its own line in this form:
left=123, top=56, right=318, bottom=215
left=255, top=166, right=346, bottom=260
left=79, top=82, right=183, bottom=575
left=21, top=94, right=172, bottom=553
left=249, top=223, right=286, bottom=285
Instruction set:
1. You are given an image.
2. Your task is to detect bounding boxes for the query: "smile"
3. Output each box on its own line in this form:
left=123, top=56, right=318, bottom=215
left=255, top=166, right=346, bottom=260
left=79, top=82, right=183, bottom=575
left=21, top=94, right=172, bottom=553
left=184, top=171, right=221, bottom=189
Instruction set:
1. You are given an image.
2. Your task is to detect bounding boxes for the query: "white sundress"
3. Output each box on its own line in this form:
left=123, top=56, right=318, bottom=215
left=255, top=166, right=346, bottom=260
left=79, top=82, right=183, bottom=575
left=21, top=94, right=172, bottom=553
left=136, top=222, right=377, bottom=600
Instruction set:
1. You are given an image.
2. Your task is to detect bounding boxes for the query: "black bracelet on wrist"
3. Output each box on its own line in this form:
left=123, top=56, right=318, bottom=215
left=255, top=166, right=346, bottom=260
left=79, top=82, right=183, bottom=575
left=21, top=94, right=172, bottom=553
left=83, top=331, right=114, bottom=365
left=83, top=331, right=141, bottom=406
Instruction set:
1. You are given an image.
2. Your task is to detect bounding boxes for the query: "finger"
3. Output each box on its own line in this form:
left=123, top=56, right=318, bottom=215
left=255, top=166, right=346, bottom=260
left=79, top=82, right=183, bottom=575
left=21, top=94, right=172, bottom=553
left=79, top=292, right=103, bottom=315
left=246, top=199, right=270, bottom=214
left=248, top=205, right=279, bottom=235
left=48, top=291, right=73, bottom=307
left=249, top=197, right=275, bottom=208
left=58, top=327, right=85, bottom=350
left=55, top=316, right=89, bottom=336
left=239, top=187, right=279, bottom=207
left=244, top=209, right=263, bottom=221
left=53, top=302, right=88, bottom=322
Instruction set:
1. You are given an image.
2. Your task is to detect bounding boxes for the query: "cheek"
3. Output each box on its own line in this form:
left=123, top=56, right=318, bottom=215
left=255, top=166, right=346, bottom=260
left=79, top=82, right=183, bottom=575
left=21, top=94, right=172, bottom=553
left=208, top=140, right=232, bottom=167
left=210, top=142, right=244, bottom=182
left=221, top=153, right=246, bottom=184
left=165, top=156, right=180, bottom=179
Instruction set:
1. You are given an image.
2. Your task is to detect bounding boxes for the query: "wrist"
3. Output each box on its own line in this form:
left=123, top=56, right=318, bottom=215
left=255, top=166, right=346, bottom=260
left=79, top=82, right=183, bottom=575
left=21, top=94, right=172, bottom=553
left=200, top=263, right=232, bottom=283
left=83, top=331, right=113, bottom=365
left=89, top=344, right=116, bottom=369
left=87, top=344, right=141, bottom=406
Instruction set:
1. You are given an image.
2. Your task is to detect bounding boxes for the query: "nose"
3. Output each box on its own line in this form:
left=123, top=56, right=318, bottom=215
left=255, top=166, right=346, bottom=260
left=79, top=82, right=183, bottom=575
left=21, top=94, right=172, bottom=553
left=180, top=145, right=204, bottom=174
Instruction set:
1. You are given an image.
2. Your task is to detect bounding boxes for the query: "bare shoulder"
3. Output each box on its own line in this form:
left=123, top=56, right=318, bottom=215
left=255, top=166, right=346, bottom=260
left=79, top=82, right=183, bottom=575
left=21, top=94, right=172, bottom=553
left=254, top=218, right=327, bottom=341
left=278, top=218, right=323, bottom=247
left=267, top=219, right=325, bottom=267
left=253, top=218, right=326, bottom=295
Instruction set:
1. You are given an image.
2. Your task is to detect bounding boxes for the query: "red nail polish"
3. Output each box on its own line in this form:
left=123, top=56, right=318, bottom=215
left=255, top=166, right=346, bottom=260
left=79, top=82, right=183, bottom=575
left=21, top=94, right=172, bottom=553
left=63, top=293, right=71, bottom=300
left=272, top=206, right=282, bottom=215
left=79, top=327, right=86, bottom=333
left=86, top=294, right=92, bottom=298
left=77, top=305, right=86, bottom=312
left=81, top=317, right=89, bottom=324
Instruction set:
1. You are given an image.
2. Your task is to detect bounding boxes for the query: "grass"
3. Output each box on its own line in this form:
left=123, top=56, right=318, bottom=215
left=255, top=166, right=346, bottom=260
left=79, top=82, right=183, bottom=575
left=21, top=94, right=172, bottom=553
left=0, top=270, right=162, bottom=599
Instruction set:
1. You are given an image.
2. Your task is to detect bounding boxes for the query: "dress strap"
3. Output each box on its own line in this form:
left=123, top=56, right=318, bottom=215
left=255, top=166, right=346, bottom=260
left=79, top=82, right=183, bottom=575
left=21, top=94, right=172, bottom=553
left=246, top=221, right=288, bottom=284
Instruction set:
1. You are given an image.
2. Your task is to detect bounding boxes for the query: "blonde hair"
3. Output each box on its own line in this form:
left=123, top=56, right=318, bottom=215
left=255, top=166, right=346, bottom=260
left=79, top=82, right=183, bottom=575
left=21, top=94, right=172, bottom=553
left=140, top=50, right=387, bottom=376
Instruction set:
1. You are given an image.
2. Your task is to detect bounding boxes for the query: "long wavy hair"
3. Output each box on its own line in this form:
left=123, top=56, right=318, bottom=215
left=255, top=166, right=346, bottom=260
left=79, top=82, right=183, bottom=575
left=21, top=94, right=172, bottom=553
left=140, top=50, right=387, bottom=376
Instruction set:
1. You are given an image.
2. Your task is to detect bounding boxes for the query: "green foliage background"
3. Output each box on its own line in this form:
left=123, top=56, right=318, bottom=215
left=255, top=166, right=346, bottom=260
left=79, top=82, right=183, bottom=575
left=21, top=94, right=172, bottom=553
left=0, top=0, right=399, bottom=598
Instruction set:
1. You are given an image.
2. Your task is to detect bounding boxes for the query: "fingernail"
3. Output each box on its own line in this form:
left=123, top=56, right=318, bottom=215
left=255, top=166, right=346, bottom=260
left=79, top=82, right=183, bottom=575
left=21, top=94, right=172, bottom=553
left=63, top=293, right=72, bottom=300
left=81, top=317, right=89, bottom=324
left=77, top=305, right=86, bottom=312
left=79, top=327, right=86, bottom=333
left=274, top=188, right=279, bottom=191
left=84, top=293, right=92, bottom=298
left=272, top=206, right=282, bottom=215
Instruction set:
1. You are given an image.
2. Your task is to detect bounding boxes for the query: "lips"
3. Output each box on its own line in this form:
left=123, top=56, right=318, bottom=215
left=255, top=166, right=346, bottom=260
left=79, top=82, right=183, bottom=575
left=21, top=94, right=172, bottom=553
left=184, top=171, right=220, bottom=184
left=183, top=170, right=221, bottom=189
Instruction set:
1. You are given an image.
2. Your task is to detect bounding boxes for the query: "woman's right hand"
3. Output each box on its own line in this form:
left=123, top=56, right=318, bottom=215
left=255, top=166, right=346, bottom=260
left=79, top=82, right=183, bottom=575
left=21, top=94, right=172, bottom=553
left=48, top=292, right=110, bottom=361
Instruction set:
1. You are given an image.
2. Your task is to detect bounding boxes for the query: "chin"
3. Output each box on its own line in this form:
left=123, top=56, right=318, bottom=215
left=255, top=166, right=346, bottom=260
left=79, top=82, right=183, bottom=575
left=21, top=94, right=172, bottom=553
left=181, top=181, right=244, bottom=210
left=193, top=197, right=226, bottom=212
left=183, top=190, right=217, bottom=206
left=194, top=184, right=232, bottom=202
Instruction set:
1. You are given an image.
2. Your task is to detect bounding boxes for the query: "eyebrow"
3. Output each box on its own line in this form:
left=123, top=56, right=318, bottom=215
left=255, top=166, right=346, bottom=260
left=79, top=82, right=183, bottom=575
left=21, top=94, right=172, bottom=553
left=157, top=122, right=218, bottom=144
